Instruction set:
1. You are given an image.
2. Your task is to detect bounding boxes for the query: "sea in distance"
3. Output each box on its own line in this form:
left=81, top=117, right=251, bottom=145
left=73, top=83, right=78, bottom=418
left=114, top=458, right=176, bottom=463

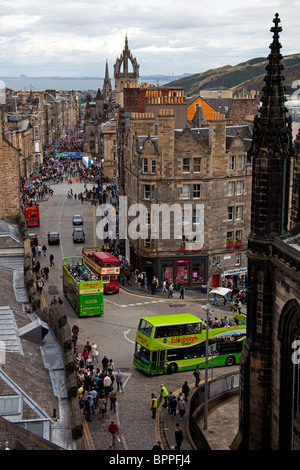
left=0, top=75, right=176, bottom=93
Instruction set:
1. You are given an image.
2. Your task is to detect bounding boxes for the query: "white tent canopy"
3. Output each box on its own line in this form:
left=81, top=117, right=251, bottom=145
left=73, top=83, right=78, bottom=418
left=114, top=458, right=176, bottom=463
left=209, top=287, right=231, bottom=296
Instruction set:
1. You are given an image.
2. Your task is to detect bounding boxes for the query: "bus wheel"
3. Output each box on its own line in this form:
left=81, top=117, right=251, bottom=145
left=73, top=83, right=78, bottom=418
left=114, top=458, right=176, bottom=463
left=167, top=363, right=178, bottom=374
left=225, top=355, right=236, bottom=366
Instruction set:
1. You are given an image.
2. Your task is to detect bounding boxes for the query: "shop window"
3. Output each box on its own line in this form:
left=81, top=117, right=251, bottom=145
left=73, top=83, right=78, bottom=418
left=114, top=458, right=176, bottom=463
left=192, top=260, right=205, bottom=284
left=176, top=260, right=189, bottom=284
left=161, top=263, right=173, bottom=283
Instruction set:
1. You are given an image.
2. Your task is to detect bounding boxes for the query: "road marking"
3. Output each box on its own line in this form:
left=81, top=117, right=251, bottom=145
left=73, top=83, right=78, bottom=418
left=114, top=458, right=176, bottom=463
left=123, top=329, right=135, bottom=344
left=104, top=298, right=166, bottom=309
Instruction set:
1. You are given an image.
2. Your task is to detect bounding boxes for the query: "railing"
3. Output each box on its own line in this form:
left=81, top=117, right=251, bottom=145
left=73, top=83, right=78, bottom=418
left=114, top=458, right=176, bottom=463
left=188, top=372, right=240, bottom=450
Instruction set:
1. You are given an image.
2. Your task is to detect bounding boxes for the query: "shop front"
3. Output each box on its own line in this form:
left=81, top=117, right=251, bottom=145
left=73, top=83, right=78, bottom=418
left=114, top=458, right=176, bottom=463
left=223, top=267, right=248, bottom=289
left=139, top=255, right=208, bottom=290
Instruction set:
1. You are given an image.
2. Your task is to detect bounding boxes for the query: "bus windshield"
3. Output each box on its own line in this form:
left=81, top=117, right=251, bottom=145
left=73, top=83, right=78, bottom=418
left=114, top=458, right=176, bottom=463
left=138, top=319, right=153, bottom=337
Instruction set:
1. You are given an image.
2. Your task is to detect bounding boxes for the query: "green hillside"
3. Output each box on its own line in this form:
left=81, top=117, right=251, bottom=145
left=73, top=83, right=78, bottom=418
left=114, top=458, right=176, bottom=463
left=167, top=54, right=300, bottom=96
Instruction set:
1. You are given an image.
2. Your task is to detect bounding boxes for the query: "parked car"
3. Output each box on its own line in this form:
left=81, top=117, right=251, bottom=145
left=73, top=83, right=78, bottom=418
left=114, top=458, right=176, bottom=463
left=72, top=227, right=85, bottom=243
left=72, top=214, right=83, bottom=225
left=29, top=233, right=38, bottom=246
left=48, top=231, right=60, bottom=245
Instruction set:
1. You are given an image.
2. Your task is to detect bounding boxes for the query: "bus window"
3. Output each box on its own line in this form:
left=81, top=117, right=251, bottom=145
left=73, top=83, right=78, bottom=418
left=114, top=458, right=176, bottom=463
left=155, top=322, right=201, bottom=338
left=138, top=319, right=153, bottom=337
left=135, top=344, right=150, bottom=364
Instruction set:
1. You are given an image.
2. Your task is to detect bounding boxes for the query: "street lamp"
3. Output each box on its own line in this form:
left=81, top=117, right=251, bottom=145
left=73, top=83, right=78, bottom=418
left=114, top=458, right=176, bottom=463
left=203, top=262, right=223, bottom=430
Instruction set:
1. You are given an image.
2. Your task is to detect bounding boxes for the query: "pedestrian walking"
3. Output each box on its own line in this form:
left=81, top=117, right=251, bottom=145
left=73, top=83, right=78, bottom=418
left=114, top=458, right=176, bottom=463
left=182, top=381, right=190, bottom=401
left=98, top=396, right=106, bottom=420
left=168, top=282, right=174, bottom=298
left=108, top=421, right=119, bottom=448
left=37, top=244, right=42, bottom=257
left=177, top=397, right=186, bottom=421
left=43, top=265, right=49, bottom=279
left=91, top=342, right=99, bottom=362
left=193, top=364, right=201, bottom=387
left=49, top=253, right=55, bottom=266
left=109, top=388, right=117, bottom=412
left=161, top=384, right=168, bottom=408
left=170, top=394, right=177, bottom=418
left=174, top=423, right=183, bottom=450
left=102, top=355, right=109, bottom=374
left=179, top=283, right=185, bottom=299
left=116, top=369, right=124, bottom=392
left=167, top=391, right=175, bottom=414
left=150, top=393, right=157, bottom=419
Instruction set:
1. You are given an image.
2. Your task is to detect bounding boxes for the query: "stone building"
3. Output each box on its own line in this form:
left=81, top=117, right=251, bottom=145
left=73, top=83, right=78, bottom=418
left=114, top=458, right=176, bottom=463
left=232, top=14, right=300, bottom=450
left=118, top=107, right=253, bottom=289
left=0, top=110, right=21, bottom=221
left=83, top=64, right=114, bottom=159
left=3, top=89, right=79, bottom=178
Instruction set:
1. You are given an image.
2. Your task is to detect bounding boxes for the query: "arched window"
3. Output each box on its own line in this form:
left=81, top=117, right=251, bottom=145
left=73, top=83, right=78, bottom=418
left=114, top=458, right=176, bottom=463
left=278, top=298, right=300, bottom=449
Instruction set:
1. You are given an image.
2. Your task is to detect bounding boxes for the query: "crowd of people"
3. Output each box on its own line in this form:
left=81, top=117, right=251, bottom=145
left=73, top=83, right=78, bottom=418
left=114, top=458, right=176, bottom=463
left=72, top=324, right=124, bottom=448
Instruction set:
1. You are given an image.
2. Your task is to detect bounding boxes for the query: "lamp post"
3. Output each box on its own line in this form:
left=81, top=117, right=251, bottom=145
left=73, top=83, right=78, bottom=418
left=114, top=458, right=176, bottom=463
left=203, top=262, right=223, bottom=430
left=204, top=285, right=211, bottom=430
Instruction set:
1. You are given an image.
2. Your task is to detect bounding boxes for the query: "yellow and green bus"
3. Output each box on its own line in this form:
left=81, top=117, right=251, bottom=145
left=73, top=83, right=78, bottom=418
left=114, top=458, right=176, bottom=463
left=133, top=313, right=246, bottom=375
left=63, top=256, right=104, bottom=317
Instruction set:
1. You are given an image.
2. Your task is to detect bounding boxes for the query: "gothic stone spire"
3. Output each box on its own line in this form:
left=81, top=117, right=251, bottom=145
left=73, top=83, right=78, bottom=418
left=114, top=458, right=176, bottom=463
left=249, top=13, right=294, bottom=237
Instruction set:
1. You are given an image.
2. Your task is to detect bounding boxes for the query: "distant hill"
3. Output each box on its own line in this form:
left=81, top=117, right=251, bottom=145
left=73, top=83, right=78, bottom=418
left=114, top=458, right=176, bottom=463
left=166, top=54, right=300, bottom=96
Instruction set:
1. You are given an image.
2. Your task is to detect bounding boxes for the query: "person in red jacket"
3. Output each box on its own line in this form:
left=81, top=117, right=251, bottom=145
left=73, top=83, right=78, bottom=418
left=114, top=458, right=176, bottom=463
left=108, top=421, right=119, bottom=448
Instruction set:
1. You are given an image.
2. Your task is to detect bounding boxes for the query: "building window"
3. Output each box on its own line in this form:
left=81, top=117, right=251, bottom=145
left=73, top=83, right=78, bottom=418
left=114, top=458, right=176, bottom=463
left=193, top=184, right=201, bottom=199
left=238, top=155, right=244, bottom=170
left=229, top=155, right=235, bottom=170
left=193, top=209, right=200, bottom=224
left=194, top=157, right=201, bottom=173
left=182, top=184, right=190, bottom=199
left=236, top=205, right=243, bottom=220
left=236, top=180, right=243, bottom=195
left=227, top=231, right=234, bottom=241
left=142, top=158, right=148, bottom=173
left=182, top=209, right=191, bottom=226
left=228, top=206, right=233, bottom=221
left=183, top=158, right=190, bottom=173
left=151, top=159, right=156, bottom=174
left=143, top=185, right=154, bottom=200
left=228, top=181, right=234, bottom=196
left=236, top=230, right=242, bottom=240
left=144, top=211, right=150, bottom=225
left=235, top=253, right=241, bottom=265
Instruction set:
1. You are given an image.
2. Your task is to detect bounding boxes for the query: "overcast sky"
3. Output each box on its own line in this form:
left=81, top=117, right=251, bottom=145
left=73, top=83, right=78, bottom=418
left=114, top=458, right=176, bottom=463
left=0, top=0, right=299, bottom=77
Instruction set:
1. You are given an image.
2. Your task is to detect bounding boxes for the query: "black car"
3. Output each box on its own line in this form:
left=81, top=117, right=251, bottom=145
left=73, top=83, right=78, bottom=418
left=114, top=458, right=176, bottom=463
left=29, top=233, right=38, bottom=246
left=72, top=227, right=85, bottom=243
left=48, top=231, right=60, bottom=245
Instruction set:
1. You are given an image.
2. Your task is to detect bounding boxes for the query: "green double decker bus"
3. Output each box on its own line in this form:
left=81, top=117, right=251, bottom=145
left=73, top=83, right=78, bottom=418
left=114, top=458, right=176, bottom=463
left=63, top=256, right=104, bottom=317
left=133, top=313, right=246, bottom=375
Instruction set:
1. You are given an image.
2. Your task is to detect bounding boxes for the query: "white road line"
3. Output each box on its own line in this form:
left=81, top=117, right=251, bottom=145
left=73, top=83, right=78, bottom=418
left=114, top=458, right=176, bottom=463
left=123, top=329, right=135, bottom=344
left=104, top=298, right=165, bottom=309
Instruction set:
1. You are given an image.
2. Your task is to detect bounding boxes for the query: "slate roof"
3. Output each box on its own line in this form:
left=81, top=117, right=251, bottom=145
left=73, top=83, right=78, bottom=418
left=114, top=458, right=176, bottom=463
left=0, top=221, right=72, bottom=450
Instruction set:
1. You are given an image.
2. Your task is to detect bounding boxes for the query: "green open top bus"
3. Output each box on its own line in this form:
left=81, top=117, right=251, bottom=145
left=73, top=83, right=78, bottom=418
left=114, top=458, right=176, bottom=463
left=133, top=313, right=246, bottom=375
left=63, top=256, right=104, bottom=317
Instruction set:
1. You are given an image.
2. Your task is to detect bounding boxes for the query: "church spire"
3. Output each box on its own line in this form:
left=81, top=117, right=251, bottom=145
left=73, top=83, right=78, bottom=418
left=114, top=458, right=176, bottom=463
left=251, top=13, right=293, bottom=154
left=249, top=13, right=294, bottom=237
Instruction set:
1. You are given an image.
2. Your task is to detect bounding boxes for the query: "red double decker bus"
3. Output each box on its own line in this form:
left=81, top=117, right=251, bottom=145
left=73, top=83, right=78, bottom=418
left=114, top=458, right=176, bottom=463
left=24, top=204, right=40, bottom=227
left=82, top=247, right=120, bottom=294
